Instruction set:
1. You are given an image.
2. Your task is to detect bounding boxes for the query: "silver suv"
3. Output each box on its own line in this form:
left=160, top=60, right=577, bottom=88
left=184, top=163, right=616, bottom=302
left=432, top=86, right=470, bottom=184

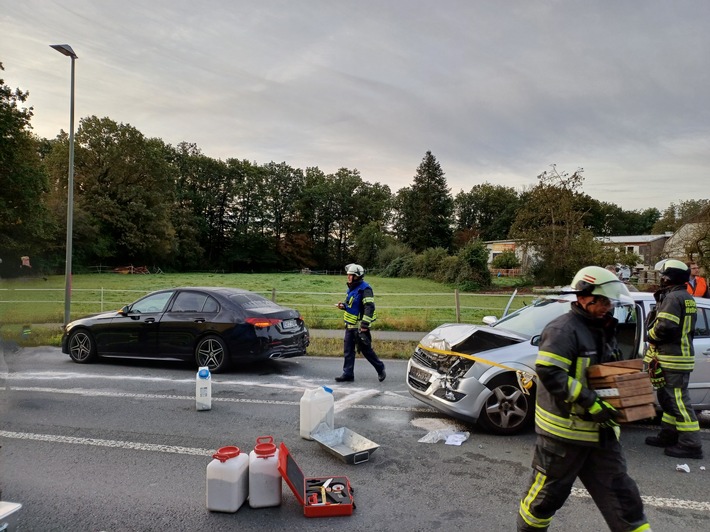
left=406, top=292, right=710, bottom=435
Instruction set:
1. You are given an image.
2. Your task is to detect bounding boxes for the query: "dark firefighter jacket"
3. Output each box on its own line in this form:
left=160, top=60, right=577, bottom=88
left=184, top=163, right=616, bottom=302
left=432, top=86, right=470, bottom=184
left=342, top=279, right=377, bottom=329
left=534, top=303, right=620, bottom=446
left=645, top=284, right=697, bottom=372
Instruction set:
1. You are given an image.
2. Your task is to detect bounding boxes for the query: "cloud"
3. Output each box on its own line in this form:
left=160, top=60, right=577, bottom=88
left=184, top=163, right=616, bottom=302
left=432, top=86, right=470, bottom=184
left=2, top=0, right=709, bottom=211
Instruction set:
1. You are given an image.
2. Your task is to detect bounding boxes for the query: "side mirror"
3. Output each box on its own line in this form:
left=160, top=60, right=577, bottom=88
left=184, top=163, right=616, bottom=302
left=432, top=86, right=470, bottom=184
left=530, top=334, right=541, bottom=347
left=482, top=316, right=497, bottom=325
left=119, top=305, right=130, bottom=315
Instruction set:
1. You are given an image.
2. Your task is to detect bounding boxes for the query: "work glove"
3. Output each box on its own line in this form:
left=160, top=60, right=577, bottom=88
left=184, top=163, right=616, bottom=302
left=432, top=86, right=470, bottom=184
left=642, top=343, right=658, bottom=364
left=588, top=397, right=620, bottom=427
left=648, top=358, right=665, bottom=389
left=357, top=328, right=371, bottom=348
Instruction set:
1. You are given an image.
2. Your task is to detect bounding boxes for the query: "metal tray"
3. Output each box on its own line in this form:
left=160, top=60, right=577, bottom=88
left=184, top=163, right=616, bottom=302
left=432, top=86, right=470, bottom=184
left=311, top=425, right=379, bottom=464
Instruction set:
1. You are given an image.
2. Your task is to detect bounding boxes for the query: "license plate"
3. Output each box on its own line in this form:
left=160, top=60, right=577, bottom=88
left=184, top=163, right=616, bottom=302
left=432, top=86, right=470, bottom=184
left=409, top=366, right=432, bottom=383
left=281, top=319, right=297, bottom=329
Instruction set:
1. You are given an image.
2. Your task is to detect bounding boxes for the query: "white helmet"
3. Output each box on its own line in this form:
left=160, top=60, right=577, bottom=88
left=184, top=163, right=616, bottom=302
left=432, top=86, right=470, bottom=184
left=345, top=263, right=365, bottom=277
left=654, top=259, right=690, bottom=286
left=570, top=265, right=633, bottom=305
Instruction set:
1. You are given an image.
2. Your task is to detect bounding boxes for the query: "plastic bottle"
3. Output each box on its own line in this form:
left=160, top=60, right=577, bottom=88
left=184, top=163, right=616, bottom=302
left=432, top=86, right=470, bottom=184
left=196, top=366, right=211, bottom=411
left=248, top=436, right=282, bottom=508
left=206, top=446, right=249, bottom=512
left=299, top=386, right=334, bottom=440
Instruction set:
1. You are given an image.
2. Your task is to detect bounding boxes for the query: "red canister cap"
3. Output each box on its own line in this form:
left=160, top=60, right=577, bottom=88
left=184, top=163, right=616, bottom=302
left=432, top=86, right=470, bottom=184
left=254, top=436, right=276, bottom=458
left=213, top=446, right=240, bottom=462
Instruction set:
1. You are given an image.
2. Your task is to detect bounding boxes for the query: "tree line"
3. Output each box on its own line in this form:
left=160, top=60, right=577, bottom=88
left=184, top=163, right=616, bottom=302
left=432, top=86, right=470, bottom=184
left=2, top=63, right=708, bottom=286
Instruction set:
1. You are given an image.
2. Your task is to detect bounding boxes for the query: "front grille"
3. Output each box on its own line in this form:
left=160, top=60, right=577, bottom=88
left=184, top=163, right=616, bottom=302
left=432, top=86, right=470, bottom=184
left=408, top=376, right=430, bottom=392
left=411, top=346, right=468, bottom=373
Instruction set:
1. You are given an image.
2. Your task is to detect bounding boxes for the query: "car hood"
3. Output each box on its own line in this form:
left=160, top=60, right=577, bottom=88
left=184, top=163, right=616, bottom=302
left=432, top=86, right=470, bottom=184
left=67, top=310, right=121, bottom=327
left=419, top=323, right=528, bottom=354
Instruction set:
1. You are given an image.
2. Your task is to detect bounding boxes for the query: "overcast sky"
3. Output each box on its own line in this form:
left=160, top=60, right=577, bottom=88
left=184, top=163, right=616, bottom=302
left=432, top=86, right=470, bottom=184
left=2, top=1, right=709, bottom=212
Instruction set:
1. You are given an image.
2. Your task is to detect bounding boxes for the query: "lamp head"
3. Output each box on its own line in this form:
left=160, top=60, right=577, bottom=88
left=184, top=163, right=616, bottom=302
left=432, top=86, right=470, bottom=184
left=50, top=44, right=77, bottom=59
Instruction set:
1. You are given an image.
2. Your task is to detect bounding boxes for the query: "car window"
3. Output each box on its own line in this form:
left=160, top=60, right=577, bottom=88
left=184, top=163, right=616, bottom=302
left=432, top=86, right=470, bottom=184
left=493, top=296, right=637, bottom=339
left=229, top=293, right=280, bottom=310
left=172, top=292, right=216, bottom=313
left=130, top=291, right=174, bottom=314
left=696, top=307, right=709, bottom=337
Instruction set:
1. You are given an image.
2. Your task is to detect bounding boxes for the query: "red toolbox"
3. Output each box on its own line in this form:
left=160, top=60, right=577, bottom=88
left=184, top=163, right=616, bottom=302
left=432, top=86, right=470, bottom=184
left=277, top=442, right=355, bottom=517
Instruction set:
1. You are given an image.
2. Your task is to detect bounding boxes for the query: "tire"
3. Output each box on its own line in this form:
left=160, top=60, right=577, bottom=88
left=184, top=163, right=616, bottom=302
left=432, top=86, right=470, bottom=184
left=195, top=335, right=230, bottom=373
left=477, top=373, right=536, bottom=435
left=68, top=329, right=97, bottom=364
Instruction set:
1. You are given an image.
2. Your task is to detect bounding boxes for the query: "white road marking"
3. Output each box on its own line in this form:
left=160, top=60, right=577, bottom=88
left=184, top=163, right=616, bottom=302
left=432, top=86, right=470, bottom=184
left=0, top=428, right=707, bottom=513
left=570, top=487, right=710, bottom=512
left=0, top=430, right=213, bottom=456
left=5, top=386, right=435, bottom=412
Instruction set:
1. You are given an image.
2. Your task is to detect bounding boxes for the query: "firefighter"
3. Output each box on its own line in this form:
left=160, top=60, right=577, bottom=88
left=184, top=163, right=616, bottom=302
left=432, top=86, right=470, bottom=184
left=517, top=266, right=650, bottom=532
left=334, top=264, right=386, bottom=383
left=644, top=259, right=702, bottom=459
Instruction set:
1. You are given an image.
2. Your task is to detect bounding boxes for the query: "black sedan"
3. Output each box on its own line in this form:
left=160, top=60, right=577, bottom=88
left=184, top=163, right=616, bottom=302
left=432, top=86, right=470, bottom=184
left=61, top=287, right=310, bottom=372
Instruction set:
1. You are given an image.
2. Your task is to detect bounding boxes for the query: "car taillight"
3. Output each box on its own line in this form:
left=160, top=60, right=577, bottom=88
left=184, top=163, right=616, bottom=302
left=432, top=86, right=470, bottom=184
left=246, top=317, right=281, bottom=328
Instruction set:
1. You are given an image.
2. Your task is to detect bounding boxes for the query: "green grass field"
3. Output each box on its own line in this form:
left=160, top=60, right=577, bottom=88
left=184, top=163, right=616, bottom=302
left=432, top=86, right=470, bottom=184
left=0, top=272, right=532, bottom=354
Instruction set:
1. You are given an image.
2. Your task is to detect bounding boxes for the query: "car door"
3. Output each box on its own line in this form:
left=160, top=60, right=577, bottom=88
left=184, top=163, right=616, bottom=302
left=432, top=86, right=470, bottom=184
left=690, top=302, right=710, bottom=408
left=96, top=291, right=175, bottom=356
left=159, top=290, right=218, bottom=358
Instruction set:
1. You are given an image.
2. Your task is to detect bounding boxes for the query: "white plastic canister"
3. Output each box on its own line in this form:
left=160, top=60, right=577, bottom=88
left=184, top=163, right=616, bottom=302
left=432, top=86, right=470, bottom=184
left=248, top=436, right=282, bottom=508
left=299, top=385, right=334, bottom=440
left=196, top=366, right=212, bottom=411
left=206, top=446, right=249, bottom=512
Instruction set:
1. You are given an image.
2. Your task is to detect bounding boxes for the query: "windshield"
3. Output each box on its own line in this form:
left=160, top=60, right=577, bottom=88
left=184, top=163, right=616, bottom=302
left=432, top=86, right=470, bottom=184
left=492, top=296, right=635, bottom=338
left=492, top=298, right=572, bottom=337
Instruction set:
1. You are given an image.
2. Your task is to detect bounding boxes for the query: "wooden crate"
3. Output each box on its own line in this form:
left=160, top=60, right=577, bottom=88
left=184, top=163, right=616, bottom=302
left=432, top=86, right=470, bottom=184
left=587, top=360, right=656, bottom=423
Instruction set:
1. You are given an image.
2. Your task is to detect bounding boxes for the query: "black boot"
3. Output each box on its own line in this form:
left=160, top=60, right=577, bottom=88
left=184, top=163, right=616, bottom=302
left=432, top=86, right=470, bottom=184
left=645, top=431, right=678, bottom=448
left=664, top=444, right=703, bottom=459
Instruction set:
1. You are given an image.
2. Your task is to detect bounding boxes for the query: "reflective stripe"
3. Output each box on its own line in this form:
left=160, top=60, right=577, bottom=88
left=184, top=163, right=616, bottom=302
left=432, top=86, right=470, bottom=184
left=657, top=311, right=679, bottom=324
left=567, top=377, right=582, bottom=402
left=535, top=407, right=599, bottom=443
left=674, top=388, right=700, bottom=432
left=519, top=472, right=552, bottom=529
left=630, top=524, right=651, bottom=532
left=536, top=350, right=571, bottom=370
left=657, top=354, right=694, bottom=371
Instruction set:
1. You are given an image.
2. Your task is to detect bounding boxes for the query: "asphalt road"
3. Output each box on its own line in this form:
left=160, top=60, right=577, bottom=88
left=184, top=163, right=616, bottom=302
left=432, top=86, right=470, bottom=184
left=1, top=346, right=709, bottom=531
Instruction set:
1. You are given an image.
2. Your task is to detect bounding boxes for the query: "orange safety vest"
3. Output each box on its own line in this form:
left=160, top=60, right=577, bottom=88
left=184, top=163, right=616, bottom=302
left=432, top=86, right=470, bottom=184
left=687, top=276, right=708, bottom=297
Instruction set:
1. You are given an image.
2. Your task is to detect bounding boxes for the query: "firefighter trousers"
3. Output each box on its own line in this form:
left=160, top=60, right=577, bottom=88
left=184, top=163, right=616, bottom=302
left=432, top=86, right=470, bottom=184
left=341, top=328, right=385, bottom=378
left=657, top=370, right=702, bottom=449
left=517, top=434, right=649, bottom=532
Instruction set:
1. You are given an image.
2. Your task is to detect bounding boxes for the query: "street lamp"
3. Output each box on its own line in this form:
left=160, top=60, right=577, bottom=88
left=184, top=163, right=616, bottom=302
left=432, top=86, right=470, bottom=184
left=50, top=44, right=78, bottom=327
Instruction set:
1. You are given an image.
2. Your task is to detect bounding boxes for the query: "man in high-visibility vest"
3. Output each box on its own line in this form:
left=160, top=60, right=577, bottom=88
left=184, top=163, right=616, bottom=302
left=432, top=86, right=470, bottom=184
left=686, top=261, right=709, bottom=298
left=517, top=265, right=650, bottom=532
left=645, top=259, right=702, bottom=459
left=334, top=264, right=386, bottom=383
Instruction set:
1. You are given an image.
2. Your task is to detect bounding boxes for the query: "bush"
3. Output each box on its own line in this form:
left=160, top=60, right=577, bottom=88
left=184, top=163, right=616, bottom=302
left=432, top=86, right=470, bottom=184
left=413, top=247, right=449, bottom=277
left=491, top=250, right=520, bottom=269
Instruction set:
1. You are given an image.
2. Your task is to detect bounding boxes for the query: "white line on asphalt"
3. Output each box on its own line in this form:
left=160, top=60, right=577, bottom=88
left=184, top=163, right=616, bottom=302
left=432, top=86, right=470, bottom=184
left=1, top=429, right=707, bottom=513
left=570, top=487, right=710, bottom=512
left=0, top=430, right=213, bottom=456
left=5, top=386, right=436, bottom=413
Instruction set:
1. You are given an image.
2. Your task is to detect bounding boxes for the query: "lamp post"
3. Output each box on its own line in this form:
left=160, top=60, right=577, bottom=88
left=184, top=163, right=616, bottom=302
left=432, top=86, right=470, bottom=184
left=51, top=44, right=78, bottom=327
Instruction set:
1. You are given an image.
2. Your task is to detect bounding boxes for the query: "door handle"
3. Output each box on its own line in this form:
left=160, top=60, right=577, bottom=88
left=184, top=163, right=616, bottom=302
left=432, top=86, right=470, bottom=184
left=144, top=318, right=155, bottom=324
